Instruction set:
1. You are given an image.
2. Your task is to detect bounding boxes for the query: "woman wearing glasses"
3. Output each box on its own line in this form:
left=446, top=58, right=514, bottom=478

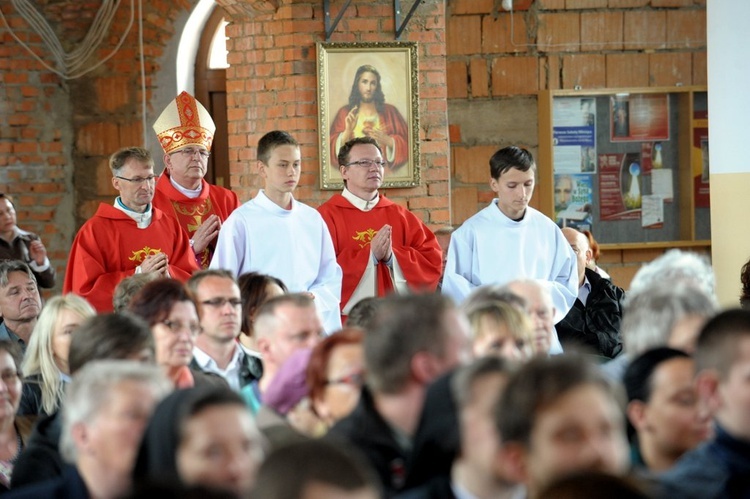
left=129, top=278, right=226, bottom=389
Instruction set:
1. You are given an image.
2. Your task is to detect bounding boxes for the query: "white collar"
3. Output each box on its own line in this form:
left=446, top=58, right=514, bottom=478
left=342, top=187, right=379, bottom=212
left=113, top=198, right=153, bottom=229
left=170, top=175, right=202, bottom=199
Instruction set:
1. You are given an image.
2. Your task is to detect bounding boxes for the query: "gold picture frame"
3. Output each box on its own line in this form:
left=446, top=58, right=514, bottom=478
left=316, top=41, right=420, bottom=190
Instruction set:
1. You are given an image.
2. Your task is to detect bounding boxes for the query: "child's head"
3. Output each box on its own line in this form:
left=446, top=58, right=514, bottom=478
left=257, top=131, right=301, bottom=197
left=466, top=299, right=534, bottom=361
left=694, top=308, right=750, bottom=440
left=257, top=130, right=299, bottom=165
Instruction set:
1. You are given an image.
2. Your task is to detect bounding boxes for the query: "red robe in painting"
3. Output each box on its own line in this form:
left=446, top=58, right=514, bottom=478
left=318, top=194, right=442, bottom=313
left=152, top=173, right=240, bottom=268
left=63, top=204, right=200, bottom=312
left=329, top=104, right=409, bottom=170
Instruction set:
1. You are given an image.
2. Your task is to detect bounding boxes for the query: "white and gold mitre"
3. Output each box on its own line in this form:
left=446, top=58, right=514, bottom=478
left=153, top=91, right=216, bottom=153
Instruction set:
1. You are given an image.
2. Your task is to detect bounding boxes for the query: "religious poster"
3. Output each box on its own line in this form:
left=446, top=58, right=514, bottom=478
left=599, top=152, right=642, bottom=221
left=552, top=97, right=597, bottom=173
left=554, top=174, right=593, bottom=231
left=693, top=118, right=710, bottom=208
left=610, top=94, right=670, bottom=143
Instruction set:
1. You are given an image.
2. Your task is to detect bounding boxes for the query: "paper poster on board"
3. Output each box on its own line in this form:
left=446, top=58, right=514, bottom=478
left=610, top=94, right=670, bottom=143
left=553, top=97, right=597, bottom=173
left=554, top=174, right=593, bottom=231
left=599, top=152, right=642, bottom=221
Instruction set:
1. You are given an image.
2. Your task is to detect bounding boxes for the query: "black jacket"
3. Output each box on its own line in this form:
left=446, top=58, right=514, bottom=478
left=327, top=387, right=409, bottom=497
left=11, top=411, right=64, bottom=489
left=556, top=268, right=625, bottom=358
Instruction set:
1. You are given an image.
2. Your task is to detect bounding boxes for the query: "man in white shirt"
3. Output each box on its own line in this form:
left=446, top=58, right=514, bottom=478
left=211, top=130, right=343, bottom=334
left=187, top=269, right=262, bottom=391
left=442, top=146, right=577, bottom=321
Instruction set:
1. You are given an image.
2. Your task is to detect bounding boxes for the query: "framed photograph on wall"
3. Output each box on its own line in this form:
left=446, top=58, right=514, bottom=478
left=316, top=41, right=420, bottom=190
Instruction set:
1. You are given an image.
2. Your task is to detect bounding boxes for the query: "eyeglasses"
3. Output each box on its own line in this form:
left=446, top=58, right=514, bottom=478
left=161, top=319, right=202, bottom=336
left=325, top=372, right=364, bottom=387
left=201, top=297, right=243, bottom=308
left=115, top=175, right=157, bottom=184
left=175, top=147, right=210, bottom=159
left=345, top=159, right=386, bottom=168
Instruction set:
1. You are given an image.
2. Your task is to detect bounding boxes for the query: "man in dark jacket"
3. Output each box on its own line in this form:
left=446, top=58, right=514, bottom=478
left=556, top=228, right=624, bottom=358
left=327, top=294, right=470, bottom=497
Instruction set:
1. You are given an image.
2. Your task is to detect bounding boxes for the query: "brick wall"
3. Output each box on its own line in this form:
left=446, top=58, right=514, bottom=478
left=0, top=0, right=195, bottom=291
left=446, top=0, right=707, bottom=287
left=224, top=0, right=451, bottom=228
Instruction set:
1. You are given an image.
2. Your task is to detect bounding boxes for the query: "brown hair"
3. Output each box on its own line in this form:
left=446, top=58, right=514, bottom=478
left=307, top=328, right=364, bottom=414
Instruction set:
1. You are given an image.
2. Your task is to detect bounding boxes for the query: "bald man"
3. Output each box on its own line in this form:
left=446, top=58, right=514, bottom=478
left=555, top=228, right=624, bottom=358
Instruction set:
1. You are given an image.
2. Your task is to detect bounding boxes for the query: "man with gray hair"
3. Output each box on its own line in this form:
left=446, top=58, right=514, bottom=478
left=0, top=260, right=41, bottom=353
left=628, top=249, right=717, bottom=304
left=507, top=279, right=563, bottom=356
left=328, top=294, right=471, bottom=496
left=63, top=146, right=199, bottom=312
left=602, top=281, right=717, bottom=380
left=7, top=360, right=171, bottom=498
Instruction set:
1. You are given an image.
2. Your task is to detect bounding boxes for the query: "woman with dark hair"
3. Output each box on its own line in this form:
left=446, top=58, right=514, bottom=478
left=0, top=340, right=35, bottom=492
left=237, top=272, right=287, bottom=355
left=306, top=328, right=365, bottom=428
left=133, top=386, right=264, bottom=498
left=740, top=257, right=750, bottom=309
left=129, top=278, right=223, bottom=389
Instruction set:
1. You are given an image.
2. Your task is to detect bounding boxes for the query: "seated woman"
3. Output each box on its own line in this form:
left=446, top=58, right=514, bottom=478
left=464, top=299, right=535, bottom=360
left=129, top=278, right=225, bottom=389
left=133, top=386, right=264, bottom=498
left=237, top=272, right=287, bottom=356
left=0, top=340, right=35, bottom=492
left=19, top=295, right=95, bottom=416
left=624, top=347, right=711, bottom=472
left=0, top=194, right=55, bottom=288
left=307, top=328, right=365, bottom=429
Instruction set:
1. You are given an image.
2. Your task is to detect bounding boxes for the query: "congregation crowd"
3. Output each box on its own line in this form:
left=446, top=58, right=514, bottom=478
left=0, top=89, right=749, bottom=499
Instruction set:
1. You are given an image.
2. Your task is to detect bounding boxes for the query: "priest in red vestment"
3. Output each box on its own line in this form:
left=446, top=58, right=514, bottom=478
left=152, top=91, right=239, bottom=268
left=63, top=147, right=199, bottom=312
left=318, top=137, right=442, bottom=317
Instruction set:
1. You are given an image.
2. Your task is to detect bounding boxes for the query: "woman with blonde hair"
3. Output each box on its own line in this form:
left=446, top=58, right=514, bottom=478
left=18, top=294, right=95, bottom=416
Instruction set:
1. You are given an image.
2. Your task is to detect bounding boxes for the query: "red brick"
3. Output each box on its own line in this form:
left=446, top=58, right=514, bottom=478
left=562, top=54, right=606, bottom=89
left=566, top=0, right=607, bottom=8
left=538, top=0, right=565, bottom=9
left=538, top=13, right=580, bottom=53
left=606, top=53, right=649, bottom=88
left=469, top=58, right=489, bottom=97
left=667, top=10, right=706, bottom=49
left=452, top=145, right=496, bottom=183
left=649, top=52, right=692, bottom=87
left=452, top=186, right=479, bottom=225
left=623, top=11, right=666, bottom=50
left=693, top=53, right=707, bottom=86
left=482, top=13, right=527, bottom=55
left=608, top=0, right=648, bottom=6
left=581, top=11, right=623, bottom=52
left=447, top=15, right=482, bottom=56
left=491, top=56, right=539, bottom=96
left=451, top=0, right=493, bottom=14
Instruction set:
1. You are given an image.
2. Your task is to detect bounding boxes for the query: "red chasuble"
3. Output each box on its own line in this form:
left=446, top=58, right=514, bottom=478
left=152, top=173, right=240, bottom=268
left=318, top=194, right=442, bottom=312
left=63, top=204, right=200, bottom=312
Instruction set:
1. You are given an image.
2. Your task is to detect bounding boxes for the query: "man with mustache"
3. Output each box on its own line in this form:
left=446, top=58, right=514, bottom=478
left=188, top=269, right=262, bottom=392
left=318, top=137, right=442, bottom=320
left=63, top=147, right=199, bottom=311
